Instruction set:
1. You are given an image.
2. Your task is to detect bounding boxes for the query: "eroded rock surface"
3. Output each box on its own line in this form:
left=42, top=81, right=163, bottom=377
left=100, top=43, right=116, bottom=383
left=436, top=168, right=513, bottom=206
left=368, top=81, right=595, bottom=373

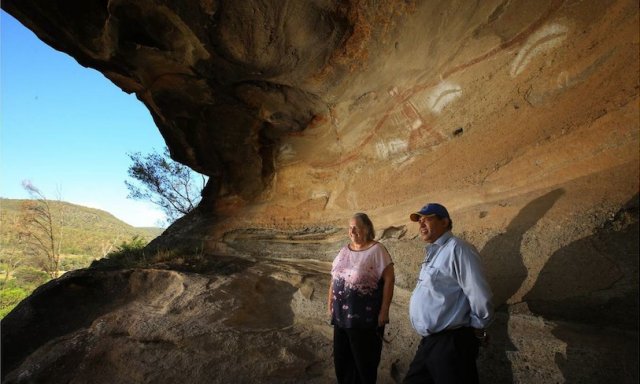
left=1, top=0, right=638, bottom=382
left=2, top=264, right=334, bottom=383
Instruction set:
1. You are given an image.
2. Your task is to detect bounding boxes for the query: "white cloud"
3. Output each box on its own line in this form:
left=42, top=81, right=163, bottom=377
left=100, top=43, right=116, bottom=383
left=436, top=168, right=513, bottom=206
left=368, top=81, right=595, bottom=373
left=110, top=202, right=167, bottom=228
left=73, top=199, right=166, bottom=227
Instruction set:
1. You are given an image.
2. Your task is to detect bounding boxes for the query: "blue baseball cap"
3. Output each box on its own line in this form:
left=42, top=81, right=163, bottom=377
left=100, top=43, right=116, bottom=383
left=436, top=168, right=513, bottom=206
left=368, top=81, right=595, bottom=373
left=409, top=203, right=450, bottom=222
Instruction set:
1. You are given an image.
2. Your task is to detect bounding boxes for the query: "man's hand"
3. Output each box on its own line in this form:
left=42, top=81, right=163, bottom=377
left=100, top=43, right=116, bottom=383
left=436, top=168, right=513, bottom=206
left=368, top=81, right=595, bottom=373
left=473, top=328, right=490, bottom=347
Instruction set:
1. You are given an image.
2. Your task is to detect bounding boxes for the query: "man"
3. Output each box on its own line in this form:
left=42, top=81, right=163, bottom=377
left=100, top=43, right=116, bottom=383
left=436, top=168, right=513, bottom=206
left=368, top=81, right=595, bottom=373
left=403, top=203, right=494, bottom=384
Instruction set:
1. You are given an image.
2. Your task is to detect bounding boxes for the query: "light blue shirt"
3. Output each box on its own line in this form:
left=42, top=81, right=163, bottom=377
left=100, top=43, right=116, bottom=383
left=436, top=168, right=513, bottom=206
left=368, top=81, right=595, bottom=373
left=409, top=231, right=494, bottom=336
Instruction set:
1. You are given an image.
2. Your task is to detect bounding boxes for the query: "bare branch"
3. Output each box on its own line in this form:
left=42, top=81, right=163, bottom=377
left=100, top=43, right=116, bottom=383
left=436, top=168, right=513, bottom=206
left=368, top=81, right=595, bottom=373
left=20, top=181, right=63, bottom=278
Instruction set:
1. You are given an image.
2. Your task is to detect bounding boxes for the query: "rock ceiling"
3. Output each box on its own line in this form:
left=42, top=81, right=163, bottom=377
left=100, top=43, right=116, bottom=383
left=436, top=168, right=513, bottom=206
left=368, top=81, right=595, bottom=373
left=3, top=0, right=635, bottom=220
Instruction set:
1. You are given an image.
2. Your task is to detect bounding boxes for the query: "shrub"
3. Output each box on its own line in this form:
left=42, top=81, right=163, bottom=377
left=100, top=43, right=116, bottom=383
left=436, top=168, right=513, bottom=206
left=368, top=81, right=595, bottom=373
left=91, top=236, right=148, bottom=269
left=0, top=287, right=29, bottom=318
left=116, top=235, right=147, bottom=253
left=13, top=267, right=50, bottom=289
left=59, top=255, right=93, bottom=271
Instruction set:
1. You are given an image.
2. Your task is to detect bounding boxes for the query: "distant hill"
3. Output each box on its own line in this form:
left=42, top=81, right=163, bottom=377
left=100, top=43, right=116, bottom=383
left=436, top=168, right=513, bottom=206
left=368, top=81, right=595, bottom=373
left=0, top=198, right=164, bottom=260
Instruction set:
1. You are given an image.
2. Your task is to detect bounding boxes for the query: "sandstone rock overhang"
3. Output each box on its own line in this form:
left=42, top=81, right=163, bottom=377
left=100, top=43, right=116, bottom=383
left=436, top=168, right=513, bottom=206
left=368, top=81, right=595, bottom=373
left=4, top=0, right=639, bottom=295
left=3, top=0, right=637, bottom=224
left=3, top=0, right=406, bottom=202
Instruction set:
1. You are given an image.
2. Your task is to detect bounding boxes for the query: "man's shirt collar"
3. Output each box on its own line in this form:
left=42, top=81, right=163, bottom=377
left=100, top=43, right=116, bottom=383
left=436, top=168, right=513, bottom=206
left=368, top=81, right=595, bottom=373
left=434, top=231, right=453, bottom=247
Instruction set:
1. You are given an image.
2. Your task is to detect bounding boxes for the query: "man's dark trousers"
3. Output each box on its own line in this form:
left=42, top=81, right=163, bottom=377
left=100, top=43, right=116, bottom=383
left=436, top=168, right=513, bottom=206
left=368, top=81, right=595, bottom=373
left=403, top=327, right=480, bottom=384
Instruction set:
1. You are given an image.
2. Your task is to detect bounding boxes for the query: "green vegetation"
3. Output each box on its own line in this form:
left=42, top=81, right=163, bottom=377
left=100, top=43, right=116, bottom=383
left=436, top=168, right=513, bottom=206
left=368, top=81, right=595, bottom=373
left=91, top=235, right=151, bottom=269
left=0, top=287, right=29, bottom=318
left=0, top=266, right=49, bottom=318
left=0, top=198, right=163, bottom=318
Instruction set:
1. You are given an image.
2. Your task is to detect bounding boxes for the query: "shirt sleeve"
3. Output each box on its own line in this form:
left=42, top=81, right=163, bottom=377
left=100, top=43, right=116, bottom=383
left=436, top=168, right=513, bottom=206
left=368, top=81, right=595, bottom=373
left=453, top=242, right=494, bottom=329
left=331, top=246, right=347, bottom=277
left=375, top=243, right=393, bottom=277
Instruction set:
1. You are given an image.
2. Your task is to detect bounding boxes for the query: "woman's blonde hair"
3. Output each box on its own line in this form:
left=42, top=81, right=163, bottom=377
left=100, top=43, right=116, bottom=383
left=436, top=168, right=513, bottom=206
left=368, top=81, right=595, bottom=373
left=352, top=212, right=375, bottom=241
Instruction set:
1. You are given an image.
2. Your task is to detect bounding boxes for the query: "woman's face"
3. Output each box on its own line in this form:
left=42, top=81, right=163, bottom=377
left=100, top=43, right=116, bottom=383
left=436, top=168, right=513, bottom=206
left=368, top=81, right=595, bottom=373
left=348, top=217, right=368, bottom=244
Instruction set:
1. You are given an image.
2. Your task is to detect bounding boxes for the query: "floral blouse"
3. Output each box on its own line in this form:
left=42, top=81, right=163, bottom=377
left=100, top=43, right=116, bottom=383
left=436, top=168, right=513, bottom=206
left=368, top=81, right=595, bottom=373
left=331, top=242, right=393, bottom=329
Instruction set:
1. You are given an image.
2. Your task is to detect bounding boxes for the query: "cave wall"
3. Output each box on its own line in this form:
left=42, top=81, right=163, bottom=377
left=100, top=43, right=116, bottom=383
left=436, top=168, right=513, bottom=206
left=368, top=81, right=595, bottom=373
left=2, top=0, right=638, bottom=382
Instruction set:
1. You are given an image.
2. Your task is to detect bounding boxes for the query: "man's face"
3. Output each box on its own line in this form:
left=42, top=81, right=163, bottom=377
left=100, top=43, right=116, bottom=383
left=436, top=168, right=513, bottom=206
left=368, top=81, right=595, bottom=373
left=417, top=215, right=449, bottom=243
left=349, top=218, right=367, bottom=244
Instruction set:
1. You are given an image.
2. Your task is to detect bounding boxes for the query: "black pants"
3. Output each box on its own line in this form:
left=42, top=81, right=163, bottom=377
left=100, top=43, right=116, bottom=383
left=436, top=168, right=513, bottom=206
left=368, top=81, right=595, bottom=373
left=333, top=326, right=384, bottom=384
left=403, top=327, right=480, bottom=384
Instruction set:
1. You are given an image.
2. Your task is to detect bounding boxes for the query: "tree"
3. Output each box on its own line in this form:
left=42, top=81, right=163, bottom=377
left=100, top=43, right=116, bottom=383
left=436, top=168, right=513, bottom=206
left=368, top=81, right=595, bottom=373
left=0, top=210, right=23, bottom=288
left=18, top=181, right=65, bottom=279
left=0, top=249, right=22, bottom=289
left=125, top=148, right=207, bottom=225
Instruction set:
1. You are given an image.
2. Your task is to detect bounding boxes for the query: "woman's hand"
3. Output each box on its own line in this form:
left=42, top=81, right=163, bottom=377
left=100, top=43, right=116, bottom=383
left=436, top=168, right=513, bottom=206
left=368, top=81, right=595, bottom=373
left=378, top=263, right=394, bottom=327
left=327, top=278, right=334, bottom=320
left=378, top=309, right=390, bottom=327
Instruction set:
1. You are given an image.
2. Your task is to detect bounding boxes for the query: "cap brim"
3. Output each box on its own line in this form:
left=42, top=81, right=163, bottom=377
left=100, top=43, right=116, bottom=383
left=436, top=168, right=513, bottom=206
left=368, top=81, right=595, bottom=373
left=409, top=213, right=437, bottom=222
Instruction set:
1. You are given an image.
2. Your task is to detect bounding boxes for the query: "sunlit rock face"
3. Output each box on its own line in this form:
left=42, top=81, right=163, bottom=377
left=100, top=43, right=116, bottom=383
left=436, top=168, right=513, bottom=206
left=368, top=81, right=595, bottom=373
left=2, top=0, right=638, bottom=383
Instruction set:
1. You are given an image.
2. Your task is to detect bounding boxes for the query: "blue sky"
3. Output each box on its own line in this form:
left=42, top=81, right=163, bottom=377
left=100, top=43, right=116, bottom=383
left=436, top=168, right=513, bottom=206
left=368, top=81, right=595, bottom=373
left=1, top=10, right=168, bottom=227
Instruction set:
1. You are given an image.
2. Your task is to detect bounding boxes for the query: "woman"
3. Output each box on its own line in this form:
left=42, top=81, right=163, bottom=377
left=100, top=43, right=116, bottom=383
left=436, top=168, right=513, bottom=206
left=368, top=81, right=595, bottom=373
left=328, top=212, right=395, bottom=384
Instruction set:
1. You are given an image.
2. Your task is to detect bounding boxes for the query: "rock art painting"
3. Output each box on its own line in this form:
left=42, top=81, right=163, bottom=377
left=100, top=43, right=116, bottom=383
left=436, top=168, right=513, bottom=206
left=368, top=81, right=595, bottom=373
left=511, top=23, right=569, bottom=77
left=420, top=81, right=464, bottom=114
left=375, top=138, right=408, bottom=160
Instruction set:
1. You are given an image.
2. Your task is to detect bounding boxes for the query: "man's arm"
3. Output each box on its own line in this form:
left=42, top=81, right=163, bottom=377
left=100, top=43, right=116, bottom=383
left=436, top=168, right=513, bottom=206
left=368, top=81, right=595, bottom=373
left=454, top=243, right=494, bottom=329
